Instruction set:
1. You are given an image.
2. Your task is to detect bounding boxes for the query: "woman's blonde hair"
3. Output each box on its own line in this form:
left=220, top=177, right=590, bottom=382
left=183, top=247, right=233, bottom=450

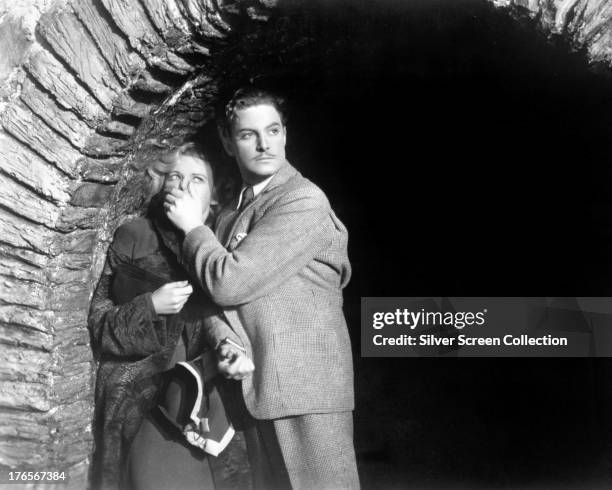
left=146, top=142, right=216, bottom=201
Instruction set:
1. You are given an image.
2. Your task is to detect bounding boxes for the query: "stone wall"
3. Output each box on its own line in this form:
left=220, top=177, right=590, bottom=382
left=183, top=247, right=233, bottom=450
left=492, top=0, right=612, bottom=65
left=0, top=1, right=275, bottom=487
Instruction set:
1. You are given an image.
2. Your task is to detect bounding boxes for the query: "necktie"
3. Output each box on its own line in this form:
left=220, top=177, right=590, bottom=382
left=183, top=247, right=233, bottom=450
left=240, top=186, right=254, bottom=211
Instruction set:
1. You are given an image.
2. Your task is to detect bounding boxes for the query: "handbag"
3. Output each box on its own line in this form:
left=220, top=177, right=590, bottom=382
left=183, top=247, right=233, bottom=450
left=158, top=351, right=235, bottom=457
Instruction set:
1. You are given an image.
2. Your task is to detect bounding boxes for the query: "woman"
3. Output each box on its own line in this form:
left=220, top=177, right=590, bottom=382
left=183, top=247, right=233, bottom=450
left=88, top=143, right=248, bottom=490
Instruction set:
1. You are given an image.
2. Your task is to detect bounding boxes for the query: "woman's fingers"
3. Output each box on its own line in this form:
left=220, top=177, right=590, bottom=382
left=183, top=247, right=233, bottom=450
left=163, top=192, right=181, bottom=213
left=167, top=188, right=183, bottom=198
left=171, top=296, right=190, bottom=312
left=164, top=280, right=190, bottom=289
left=164, top=189, right=184, bottom=205
left=152, top=281, right=194, bottom=314
left=173, top=284, right=193, bottom=295
left=165, top=188, right=183, bottom=200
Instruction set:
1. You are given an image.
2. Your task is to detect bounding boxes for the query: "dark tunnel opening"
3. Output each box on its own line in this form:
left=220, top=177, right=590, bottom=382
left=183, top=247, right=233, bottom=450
left=191, top=0, right=612, bottom=487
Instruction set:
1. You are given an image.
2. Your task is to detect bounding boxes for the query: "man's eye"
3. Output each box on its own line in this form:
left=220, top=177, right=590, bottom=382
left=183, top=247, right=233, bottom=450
left=269, top=128, right=280, bottom=135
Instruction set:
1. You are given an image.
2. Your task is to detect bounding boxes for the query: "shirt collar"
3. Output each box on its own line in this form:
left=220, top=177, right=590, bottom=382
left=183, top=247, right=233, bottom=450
left=235, top=174, right=275, bottom=210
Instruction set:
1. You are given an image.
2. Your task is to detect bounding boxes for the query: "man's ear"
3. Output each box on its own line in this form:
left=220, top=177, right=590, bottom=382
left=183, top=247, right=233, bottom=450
left=217, top=125, right=234, bottom=157
left=210, top=182, right=219, bottom=207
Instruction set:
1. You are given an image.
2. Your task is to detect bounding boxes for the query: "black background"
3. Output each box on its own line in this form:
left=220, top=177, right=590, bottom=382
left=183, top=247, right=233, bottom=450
left=207, top=0, right=612, bottom=487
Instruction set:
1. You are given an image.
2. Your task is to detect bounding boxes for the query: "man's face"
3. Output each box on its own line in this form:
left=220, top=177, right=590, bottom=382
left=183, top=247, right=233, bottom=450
left=221, top=104, right=287, bottom=185
left=163, top=155, right=213, bottom=217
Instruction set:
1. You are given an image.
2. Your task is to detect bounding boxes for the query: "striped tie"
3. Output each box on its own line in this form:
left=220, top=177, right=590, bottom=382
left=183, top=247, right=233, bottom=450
left=240, top=186, right=254, bottom=211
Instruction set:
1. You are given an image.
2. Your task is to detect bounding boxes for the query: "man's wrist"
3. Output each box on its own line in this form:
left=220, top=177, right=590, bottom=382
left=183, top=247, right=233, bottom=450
left=182, top=222, right=204, bottom=235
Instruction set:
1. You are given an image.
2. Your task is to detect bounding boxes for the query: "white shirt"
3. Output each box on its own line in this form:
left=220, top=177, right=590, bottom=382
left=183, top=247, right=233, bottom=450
left=235, top=175, right=275, bottom=210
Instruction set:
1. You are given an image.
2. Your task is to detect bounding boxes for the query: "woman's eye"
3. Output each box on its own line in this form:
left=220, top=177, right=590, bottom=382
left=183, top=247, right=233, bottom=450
left=192, top=176, right=204, bottom=183
left=167, top=174, right=180, bottom=181
left=239, top=132, right=252, bottom=140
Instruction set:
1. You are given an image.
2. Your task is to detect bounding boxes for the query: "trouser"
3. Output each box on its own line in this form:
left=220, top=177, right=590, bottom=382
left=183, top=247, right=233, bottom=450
left=243, top=411, right=360, bottom=490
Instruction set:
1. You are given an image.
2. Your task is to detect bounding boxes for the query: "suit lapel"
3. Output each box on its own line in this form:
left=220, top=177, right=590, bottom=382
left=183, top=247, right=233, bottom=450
left=217, top=161, right=299, bottom=248
left=216, top=203, right=239, bottom=247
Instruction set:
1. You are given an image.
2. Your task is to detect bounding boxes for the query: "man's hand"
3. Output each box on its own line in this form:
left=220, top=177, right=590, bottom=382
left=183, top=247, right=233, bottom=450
left=151, top=281, right=193, bottom=315
left=164, top=185, right=207, bottom=234
left=217, top=342, right=255, bottom=380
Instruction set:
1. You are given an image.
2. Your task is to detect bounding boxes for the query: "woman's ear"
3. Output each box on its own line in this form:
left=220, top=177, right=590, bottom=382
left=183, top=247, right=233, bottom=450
left=217, top=125, right=234, bottom=157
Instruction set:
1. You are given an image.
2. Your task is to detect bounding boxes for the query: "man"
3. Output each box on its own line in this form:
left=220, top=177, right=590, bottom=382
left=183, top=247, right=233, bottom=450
left=165, top=87, right=358, bottom=490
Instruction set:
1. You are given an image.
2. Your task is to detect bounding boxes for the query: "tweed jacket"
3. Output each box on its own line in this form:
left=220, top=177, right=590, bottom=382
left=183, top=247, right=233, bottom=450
left=181, top=161, right=354, bottom=419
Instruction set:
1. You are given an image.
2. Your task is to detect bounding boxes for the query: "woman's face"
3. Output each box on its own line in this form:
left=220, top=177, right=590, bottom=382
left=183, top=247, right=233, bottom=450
left=163, top=154, right=214, bottom=217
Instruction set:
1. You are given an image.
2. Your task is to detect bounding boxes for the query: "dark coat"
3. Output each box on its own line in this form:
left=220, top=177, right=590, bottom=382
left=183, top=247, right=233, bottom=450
left=88, top=211, right=220, bottom=489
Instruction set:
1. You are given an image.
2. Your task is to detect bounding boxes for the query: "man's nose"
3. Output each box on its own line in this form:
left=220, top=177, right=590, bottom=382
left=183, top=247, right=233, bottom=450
left=256, top=134, right=269, bottom=152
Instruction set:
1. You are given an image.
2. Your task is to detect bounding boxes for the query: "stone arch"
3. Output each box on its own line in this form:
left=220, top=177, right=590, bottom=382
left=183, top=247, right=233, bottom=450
left=1, top=0, right=612, bottom=486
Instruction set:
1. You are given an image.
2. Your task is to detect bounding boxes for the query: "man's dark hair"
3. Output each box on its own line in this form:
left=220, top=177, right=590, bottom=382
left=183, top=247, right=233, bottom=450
left=218, top=86, right=287, bottom=135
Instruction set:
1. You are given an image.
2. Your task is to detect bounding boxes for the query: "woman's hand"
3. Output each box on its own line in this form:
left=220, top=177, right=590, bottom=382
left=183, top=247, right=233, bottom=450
left=151, top=281, right=193, bottom=315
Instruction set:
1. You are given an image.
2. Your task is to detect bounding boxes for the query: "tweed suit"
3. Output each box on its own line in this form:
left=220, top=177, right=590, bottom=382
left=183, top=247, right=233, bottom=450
left=181, top=161, right=358, bottom=488
left=181, top=161, right=354, bottom=418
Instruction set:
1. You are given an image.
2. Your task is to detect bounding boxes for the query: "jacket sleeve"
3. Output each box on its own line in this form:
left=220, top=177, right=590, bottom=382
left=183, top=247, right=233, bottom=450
left=88, top=243, right=165, bottom=358
left=181, top=186, right=332, bottom=307
left=201, top=310, right=244, bottom=351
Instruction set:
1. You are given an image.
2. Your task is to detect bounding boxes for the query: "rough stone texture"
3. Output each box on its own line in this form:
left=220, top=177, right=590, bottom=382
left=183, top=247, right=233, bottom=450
left=0, top=216, right=53, bottom=257
left=101, top=119, right=135, bottom=138
left=112, top=93, right=152, bottom=119
left=0, top=133, right=70, bottom=201
left=37, top=6, right=122, bottom=111
left=141, top=0, right=191, bottom=40
left=70, top=183, right=115, bottom=208
left=0, top=104, right=82, bottom=177
left=83, top=133, right=129, bottom=157
left=99, top=0, right=193, bottom=74
left=56, top=207, right=103, bottom=232
left=490, top=0, right=612, bottom=64
left=20, top=78, right=93, bottom=149
left=178, top=0, right=233, bottom=39
left=78, top=157, right=123, bottom=183
left=79, top=0, right=145, bottom=79
left=25, top=44, right=107, bottom=126
left=142, top=0, right=213, bottom=55
left=0, top=172, right=62, bottom=226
